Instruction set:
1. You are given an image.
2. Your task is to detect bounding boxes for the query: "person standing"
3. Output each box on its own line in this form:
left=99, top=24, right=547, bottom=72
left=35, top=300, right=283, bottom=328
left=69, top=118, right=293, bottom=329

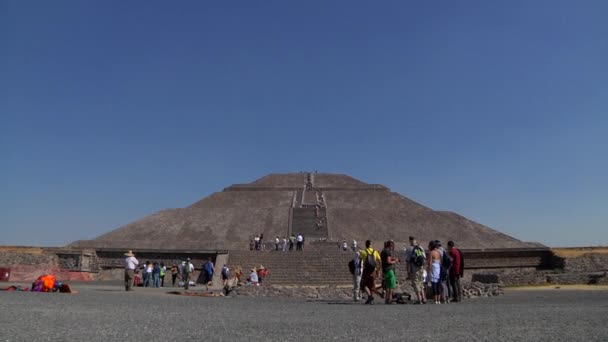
left=436, top=240, right=451, bottom=303
left=160, top=262, right=166, bottom=288
left=152, top=262, right=161, bottom=288
left=204, top=257, right=215, bottom=286
left=289, top=234, right=295, bottom=251
left=351, top=240, right=358, bottom=252
left=282, top=236, right=287, bottom=252
left=427, top=241, right=442, bottom=304
left=170, top=263, right=179, bottom=287
left=221, top=264, right=230, bottom=287
left=124, top=250, right=139, bottom=291
left=359, top=240, right=381, bottom=305
left=296, top=234, right=303, bottom=251
left=448, top=241, right=464, bottom=302
left=183, top=258, right=194, bottom=290
left=405, top=237, right=427, bottom=304
left=351, top=252, right=363, bottom=301
left=380, top=241, right=399, bottom=304
left=144, top=261, right=153, bottom=287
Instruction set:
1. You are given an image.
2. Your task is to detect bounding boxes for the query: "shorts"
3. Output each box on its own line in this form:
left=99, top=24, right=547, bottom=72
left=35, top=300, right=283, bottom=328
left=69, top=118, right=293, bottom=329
left=410, top=268, right=424, bottom=292
left=384, top=269, right=396, bottom=289
left=361, top=271, right=375, bottom=292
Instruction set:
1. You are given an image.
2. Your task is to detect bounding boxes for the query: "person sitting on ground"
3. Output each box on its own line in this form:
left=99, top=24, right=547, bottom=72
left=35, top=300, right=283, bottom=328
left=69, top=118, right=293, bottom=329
left=257, top=265, right=269, bottom=284
left=247, top=267, right=259, bottom=285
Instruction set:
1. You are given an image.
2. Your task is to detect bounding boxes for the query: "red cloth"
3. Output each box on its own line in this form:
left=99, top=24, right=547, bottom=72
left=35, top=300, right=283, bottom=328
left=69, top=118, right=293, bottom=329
left=449, top=248, right=463, bottom=277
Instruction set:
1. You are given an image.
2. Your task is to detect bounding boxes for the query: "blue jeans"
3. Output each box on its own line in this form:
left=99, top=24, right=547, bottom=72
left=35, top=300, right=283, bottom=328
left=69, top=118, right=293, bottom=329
left=153, top=274, right=160, bottom=288
left=144, top=273, right=152, bottom=287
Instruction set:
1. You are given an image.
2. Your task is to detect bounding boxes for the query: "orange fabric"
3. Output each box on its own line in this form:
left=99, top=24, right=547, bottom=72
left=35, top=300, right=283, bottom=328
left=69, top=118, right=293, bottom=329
left=39, top=274, right=56, bottom=292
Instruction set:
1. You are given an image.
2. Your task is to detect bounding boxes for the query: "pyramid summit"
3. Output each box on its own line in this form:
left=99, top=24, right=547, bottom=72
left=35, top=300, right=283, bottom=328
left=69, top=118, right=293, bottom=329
left=72, top=173, right=534, bottom=250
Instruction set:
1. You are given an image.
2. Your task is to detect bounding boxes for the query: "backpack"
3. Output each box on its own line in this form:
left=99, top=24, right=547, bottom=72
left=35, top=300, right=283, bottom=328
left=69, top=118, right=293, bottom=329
left=348, top=260, right=355, bottom=275
left=441, top=250, right=452, bottom=270
left=184, top=263, right=191, bottom=275
left=411, top=246, right=425, bottom=267
left=221, top=266, right=229, bottom=278
left=364, top=249, right=377, bottom=272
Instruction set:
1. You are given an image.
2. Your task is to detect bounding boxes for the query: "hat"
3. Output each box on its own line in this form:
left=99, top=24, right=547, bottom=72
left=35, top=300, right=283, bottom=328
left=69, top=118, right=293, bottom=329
left=259, top=265, right=266, bottom=270
left=124, top=250, right=134, bottom=257
left=251, top=267, right=257, bottom=272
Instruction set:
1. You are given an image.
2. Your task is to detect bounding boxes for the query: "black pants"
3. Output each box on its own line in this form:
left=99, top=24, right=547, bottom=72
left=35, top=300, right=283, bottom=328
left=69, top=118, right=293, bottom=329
left=448, top=274, right=462, bottom=301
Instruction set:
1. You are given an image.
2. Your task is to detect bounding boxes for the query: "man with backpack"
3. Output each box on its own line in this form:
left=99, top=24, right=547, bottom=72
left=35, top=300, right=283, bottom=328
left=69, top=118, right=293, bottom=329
left=405, top=236, right=426, bottom=304
left=448, top=240, right=464, bottom=302
left=359, top=240, right=381, bottom=305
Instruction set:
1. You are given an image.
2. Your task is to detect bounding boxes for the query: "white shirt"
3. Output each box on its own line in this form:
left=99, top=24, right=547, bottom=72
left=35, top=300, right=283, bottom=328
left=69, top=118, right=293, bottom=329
left=249, top=272, right=259, bottom=283
left=124, top=256, right=139, bottom=270
left=297, top=235, right=303, bottom=242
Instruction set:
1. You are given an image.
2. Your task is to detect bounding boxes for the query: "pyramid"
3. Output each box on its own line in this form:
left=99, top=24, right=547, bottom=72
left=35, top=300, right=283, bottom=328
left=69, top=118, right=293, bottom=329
left=71, top=173, right=534, bottom=250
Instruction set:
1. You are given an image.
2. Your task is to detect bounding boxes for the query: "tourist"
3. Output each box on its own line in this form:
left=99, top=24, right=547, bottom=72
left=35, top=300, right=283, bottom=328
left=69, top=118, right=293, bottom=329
left=152, top=262, right=161, bottom=288
left=170, top=263, right=179, bottom=287
left=405, top=237, right=426, bottom=304
left=296, top=233, right=303, bottom=251
left=436, top=240, right=451, bottom=303
left=123, top=250, right=139, bottom=291
left=204, top=257, right=215, bottom=286
left=183, top=258, right=194, bottom=290
left=145, top=261, right=153, bottom=287
left=427, top=241, right=442, bottom=304
left=301, top=235, right=306, bottom=250
left=289, top=234, right=296, bottom=251
left=259, top=233, right=265, bottom=251
left=342, top=241, right=348, bottom=251
left=257, top=265, right=269, bottom=284
left=352, top=239, right=358, bottom=252
left=448, top=241, right=464, bottom=302
left=221, top=264, right=229, bottom=287
left=160, top=262, right=166, bottom=288
left=275, top=236, right=280, bottom=251
left=351, top=251, right=363, bottom=301
left=254, top=235, right=260, bottom=251
left=381, top=240, right=399, bottom=304
left=282, top=236, right=287, bottom=252
left=248, top=267, right=259, bottom=285
left=359, top=240, right=381, bottom=304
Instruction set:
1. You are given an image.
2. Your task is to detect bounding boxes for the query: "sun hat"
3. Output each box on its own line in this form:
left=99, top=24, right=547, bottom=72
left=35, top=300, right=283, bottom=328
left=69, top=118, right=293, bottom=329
left=124, top=250, right=135, bottom=257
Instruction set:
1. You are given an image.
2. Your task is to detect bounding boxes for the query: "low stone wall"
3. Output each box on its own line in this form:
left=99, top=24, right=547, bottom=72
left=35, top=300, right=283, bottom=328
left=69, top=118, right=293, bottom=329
left=561, top=255, right=608, bottom=273
left=232, top=282, right=502, bottom=300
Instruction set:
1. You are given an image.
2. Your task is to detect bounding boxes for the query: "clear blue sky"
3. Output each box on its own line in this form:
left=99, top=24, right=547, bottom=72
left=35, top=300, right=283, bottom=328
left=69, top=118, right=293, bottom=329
left=1, top=1, right=606, bottom=247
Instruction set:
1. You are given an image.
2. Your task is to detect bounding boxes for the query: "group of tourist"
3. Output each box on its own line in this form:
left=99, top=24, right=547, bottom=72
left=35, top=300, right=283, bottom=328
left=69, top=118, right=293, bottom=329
left=251, top=233, right=306, bottom=252
left=123, top=252, right=220, bottom=291
left=350, top=237, right=464, bottom=304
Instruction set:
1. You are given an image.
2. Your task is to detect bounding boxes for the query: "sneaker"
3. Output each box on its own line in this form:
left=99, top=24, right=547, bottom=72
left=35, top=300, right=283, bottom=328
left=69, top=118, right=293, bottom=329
left=364, top=297, right=374, bottom=305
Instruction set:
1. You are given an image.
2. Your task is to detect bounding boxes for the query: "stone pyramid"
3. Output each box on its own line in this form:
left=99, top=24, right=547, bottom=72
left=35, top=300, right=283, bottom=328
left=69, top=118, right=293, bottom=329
left=72, top=173, right=533, bottom=250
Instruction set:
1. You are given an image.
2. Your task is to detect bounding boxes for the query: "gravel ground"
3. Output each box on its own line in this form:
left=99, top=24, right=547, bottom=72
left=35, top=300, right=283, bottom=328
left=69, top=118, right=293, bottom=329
left=1, top=284, right=608, bottom=342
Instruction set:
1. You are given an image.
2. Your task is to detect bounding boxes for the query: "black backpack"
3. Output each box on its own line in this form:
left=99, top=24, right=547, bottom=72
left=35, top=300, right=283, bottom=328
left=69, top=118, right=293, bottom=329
left=411, top=246, right=425, bottom=267
left=441, top=250, right=452, bottom=270
left=364, top=249, right=377, bottom=272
